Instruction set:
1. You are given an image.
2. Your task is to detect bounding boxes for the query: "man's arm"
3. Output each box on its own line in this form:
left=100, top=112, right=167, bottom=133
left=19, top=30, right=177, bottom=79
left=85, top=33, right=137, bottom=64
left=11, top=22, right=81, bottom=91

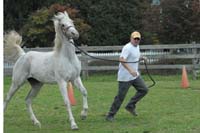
left=119, top=57, right=138, bottom=77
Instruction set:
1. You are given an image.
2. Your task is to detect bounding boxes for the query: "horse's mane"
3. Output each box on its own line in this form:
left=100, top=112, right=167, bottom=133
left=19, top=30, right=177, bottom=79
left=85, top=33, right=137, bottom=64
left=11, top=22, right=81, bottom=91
left=53, top=11, right=72, bottom=52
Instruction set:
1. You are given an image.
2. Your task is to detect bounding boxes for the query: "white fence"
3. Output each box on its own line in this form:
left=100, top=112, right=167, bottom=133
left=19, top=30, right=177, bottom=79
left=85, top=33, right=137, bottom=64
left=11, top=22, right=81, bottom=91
left=4, top=43, right=200, bottom=79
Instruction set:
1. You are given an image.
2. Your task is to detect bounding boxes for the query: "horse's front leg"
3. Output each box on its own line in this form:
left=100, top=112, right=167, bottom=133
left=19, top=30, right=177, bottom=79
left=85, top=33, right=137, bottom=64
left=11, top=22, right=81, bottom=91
left=57, top=80, right=78, bottom=130
left=74, top=77, right=88, bottom=120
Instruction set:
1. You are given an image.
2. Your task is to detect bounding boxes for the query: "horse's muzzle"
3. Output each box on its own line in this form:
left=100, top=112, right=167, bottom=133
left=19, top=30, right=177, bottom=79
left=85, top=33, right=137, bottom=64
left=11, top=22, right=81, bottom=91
left=71, top=30, right=79, bottom=40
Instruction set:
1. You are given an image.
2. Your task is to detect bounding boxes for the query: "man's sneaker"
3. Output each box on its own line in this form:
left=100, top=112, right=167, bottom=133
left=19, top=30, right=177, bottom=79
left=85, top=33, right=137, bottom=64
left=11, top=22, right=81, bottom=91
left=105, top=115, right=114, bottom=122
left=125, top=107, right=138, bottom=116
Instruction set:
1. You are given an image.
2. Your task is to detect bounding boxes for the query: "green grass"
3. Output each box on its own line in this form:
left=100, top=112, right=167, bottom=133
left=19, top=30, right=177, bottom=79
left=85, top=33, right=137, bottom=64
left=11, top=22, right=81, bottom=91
left=4, top=74, right=200, bottom=133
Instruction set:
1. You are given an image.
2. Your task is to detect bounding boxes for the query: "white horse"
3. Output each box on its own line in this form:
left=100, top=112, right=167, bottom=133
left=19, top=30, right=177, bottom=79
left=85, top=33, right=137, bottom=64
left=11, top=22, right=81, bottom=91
left=4, top=11, right=88, bottom=130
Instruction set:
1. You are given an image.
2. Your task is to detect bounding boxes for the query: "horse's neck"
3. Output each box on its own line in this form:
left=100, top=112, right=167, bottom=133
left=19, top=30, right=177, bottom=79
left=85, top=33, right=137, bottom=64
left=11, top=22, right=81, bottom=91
left=54, top=33, right=77, bottom=61
left=60, top=40, right=77, bottom=60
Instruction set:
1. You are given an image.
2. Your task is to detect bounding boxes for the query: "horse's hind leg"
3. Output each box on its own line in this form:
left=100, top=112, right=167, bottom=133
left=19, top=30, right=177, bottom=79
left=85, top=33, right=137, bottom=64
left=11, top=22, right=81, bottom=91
left=26, top=78, right=43, bottom=128
left=74, top=77, right=88, bottom=120
left=4, top=76, right=27, bottom=111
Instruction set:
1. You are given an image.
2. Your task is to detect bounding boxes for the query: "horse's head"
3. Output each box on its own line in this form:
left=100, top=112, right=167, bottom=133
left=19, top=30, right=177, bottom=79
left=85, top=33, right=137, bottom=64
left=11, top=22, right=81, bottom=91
left=53, top=11, right=79, bottom=40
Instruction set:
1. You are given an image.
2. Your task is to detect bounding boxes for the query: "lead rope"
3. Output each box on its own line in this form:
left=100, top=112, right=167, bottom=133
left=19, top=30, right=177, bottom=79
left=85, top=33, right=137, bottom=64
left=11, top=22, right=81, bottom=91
left=74, top=43, right=156, bottom=88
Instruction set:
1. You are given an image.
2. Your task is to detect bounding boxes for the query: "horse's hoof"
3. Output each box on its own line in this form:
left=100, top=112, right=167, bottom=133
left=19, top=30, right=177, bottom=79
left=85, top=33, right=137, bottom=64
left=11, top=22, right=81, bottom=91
left=33, top=120, right=41, bottom=128
left=81, top=110, right=87, bottom=120
left=71, top=125, right=79, bottom=130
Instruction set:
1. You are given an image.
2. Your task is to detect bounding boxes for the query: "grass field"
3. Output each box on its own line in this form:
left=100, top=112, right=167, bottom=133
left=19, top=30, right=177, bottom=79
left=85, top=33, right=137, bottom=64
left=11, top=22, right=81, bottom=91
left=3, top=74, right=200, bottom=133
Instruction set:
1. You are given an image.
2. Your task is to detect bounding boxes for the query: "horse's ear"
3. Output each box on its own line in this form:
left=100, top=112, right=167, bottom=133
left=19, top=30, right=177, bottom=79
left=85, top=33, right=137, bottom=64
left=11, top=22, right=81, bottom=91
left=64, top=11, right=70, bottom=18
left=53, top=14, right=61, bottom=22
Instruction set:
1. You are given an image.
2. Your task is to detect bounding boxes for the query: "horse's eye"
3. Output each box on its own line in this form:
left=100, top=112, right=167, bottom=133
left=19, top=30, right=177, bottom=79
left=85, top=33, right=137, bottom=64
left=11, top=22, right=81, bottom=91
left=61, top=24, right=65, bottom=28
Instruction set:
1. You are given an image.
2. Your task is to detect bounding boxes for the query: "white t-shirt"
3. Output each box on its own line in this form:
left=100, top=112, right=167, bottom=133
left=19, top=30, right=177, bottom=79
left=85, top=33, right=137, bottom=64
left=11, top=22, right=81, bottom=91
left=117, top=42, right=140, bottom=81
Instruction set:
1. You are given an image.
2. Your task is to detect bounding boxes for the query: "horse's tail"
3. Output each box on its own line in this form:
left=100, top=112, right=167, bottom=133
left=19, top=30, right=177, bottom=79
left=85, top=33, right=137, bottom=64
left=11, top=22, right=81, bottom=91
left=4, top=30, right=25, bottom=62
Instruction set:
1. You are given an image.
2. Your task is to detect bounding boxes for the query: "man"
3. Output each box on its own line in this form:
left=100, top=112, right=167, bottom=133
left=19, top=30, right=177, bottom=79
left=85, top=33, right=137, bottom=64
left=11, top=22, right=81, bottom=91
left=106, top=31, right=148, bottom=122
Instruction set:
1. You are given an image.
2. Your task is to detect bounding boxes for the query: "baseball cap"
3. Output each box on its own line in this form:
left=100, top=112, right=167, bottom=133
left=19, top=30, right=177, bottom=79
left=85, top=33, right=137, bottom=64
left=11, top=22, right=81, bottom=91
left=131, top=31, right=141, bottom=39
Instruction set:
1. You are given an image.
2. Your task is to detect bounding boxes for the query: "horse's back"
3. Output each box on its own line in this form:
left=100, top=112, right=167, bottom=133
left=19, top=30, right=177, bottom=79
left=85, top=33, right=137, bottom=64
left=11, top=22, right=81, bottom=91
left=19, top=51, right=54, bottom=70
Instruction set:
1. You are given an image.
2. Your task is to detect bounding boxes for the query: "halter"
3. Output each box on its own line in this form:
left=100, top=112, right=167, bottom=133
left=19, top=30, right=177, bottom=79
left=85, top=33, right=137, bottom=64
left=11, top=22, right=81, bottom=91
left=61, top=25, right=76, bottom=40
left=66, top=26, right=74, bottom=30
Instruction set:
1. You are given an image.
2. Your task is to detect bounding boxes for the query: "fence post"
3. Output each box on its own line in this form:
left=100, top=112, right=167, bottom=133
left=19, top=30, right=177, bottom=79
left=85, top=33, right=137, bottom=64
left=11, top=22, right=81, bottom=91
left=81, top=44, right=89, bottom=80
left=192, top=42, right=197, bottom=80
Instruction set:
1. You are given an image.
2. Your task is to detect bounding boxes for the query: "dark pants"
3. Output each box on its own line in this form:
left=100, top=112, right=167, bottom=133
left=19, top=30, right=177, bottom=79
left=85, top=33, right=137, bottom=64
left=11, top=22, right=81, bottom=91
left=108, top=76, right=148, bottom=116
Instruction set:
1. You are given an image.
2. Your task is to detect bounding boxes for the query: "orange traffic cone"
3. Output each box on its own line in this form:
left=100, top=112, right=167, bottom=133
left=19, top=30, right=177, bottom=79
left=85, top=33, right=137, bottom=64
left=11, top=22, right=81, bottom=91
left=67, top=82, right=76, bottom=105
left=181, top=65, right=189, bottom=89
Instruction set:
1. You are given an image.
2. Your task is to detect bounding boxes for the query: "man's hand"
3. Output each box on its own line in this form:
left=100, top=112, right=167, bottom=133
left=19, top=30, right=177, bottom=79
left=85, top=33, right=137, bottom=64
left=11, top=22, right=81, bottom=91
left=120, top=57, right=138, bottom=77
left=141, top=56, right=148, bottom=63
left=130, top=71, right=138, bottom=77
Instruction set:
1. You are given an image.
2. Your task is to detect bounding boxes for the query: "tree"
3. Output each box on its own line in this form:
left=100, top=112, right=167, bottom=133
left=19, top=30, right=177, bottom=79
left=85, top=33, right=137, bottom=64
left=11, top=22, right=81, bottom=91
left=4, top=0, right=152, bottom=46
left=4, top=0, right=58, bottom=31
left=69, top=0, right=147, bottom=46
left=160, top=0, right=200, bottom=43
left=21, top=4, right=91, bottom=47
left=141, top=1, right=162, bottom=44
